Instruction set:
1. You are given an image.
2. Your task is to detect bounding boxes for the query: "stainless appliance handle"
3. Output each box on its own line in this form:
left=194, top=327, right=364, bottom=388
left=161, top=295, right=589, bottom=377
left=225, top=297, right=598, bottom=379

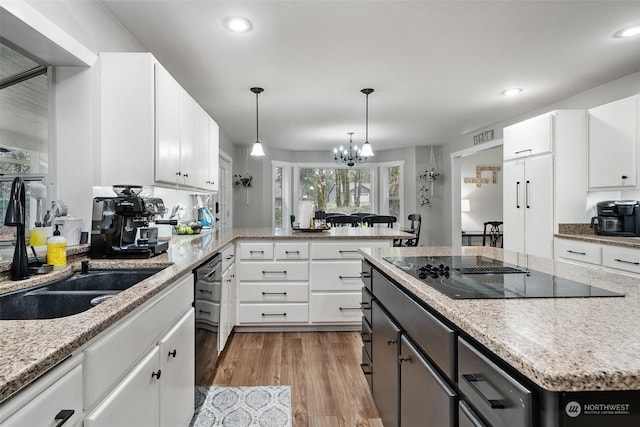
left=515, top=181, right=520, bottom=209
left=525, top=180, right=530, bottom=208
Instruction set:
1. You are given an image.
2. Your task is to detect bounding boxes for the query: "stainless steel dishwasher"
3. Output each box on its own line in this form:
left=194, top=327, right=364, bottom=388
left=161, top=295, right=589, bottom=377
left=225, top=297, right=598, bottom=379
left=193, top=253, right=222, bottom=384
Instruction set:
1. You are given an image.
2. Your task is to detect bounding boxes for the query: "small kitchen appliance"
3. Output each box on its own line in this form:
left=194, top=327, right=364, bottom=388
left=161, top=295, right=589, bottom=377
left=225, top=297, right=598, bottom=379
left=591, top=200, right=640, bottom=236
left=90, top=185, right=171, bottom=258
left=384, top=255, right=623, bottom=299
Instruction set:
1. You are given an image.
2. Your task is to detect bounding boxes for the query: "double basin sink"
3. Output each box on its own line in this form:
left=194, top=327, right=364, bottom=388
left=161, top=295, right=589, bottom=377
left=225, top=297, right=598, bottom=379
left=0, top=266, right=163, bottom=320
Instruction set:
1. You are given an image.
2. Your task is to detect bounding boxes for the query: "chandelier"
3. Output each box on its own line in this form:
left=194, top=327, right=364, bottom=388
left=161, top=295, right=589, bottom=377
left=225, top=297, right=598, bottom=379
left=332, top=88, right=375, bottom=166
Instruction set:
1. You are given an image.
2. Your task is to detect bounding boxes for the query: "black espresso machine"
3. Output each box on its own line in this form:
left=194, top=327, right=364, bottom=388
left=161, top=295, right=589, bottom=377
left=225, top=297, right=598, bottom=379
left=90, top=185, right=175, bottom=258
left=591, top=200, right=640, bottom=236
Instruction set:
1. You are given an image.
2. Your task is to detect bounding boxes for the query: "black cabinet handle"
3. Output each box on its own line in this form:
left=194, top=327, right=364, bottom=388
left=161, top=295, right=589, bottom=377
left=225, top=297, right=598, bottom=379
left=622, top=175, right=628, bottom=179
left=339, top=250, right=359, bottom=254
left=514, top=148, right=532, bottom=155
left=339, top=275, right=362, bottom=279
left=262, top=313, right=287, bottom=317
left=361, top=272, right=371, bottom=278
left=262, top=270, right=287, bottom=274
left=462, top=374, right=505, bottom=409
left=399, top=355, right=411, bottom=363
left=339, top=307, right=361, bottom=311
left=226, top=254, right=234, bottom=259
left=55, top=410, right=75, bottom=427
left=285, top=250, right=300, bottom=254
left=360, top=302, right=371, bottom=310
left=262, top=292, right=287, bottom=296
left=360, top=332, right=371, bottom=343
left=567, top=250, right=586, bottom=255
left=250, top=250, right=264, bottom=254
left=525, top=180, right=531, bottom=208
left=168, top=349, right=177, bottom=358
left=614, top=258, right=640, bottom=265
left=515, top=181, right=520, bottom=209
left=152, top=370, right=162, bottom=380
left=386, top=338, right=397, bottom=345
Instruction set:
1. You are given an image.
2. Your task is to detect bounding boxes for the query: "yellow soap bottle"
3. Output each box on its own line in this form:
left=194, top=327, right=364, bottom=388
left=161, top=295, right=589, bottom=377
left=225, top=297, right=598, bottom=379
left=47, top=224, right=67, bottom=268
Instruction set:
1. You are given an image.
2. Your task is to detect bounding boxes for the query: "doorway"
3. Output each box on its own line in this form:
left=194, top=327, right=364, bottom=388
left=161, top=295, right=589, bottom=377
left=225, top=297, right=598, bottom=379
left=450, top=140, right=503, bottom=246
left=215, top=151, right=233, bottom=230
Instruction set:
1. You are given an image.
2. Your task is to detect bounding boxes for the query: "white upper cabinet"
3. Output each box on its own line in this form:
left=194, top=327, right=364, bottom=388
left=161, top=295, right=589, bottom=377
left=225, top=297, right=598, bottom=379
left=208, top=119, right=220, bottom=192
left=588, top=95, right=639, bottom=189
left=155, top=63, right=181, bottom=184
left=503, top=113, right=553, bottom=161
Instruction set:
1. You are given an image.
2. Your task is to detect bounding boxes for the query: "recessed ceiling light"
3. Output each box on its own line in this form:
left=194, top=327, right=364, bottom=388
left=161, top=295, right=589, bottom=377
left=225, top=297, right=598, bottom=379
left=613, top=24, right=640, bottom=38
left=223, top=17, right=253, bottom=33
left=501, top=88, right=524, bottom=97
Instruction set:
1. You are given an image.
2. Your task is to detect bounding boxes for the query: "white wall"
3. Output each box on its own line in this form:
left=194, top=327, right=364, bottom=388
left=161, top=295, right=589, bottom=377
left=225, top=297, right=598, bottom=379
left=460, top=146, right=503, bottom=231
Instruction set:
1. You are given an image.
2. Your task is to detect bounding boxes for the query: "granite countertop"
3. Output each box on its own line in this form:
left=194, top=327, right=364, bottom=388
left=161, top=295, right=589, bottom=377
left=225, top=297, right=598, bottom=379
left=556, top=222, right=640, bottom=249
left=0, top=226, right=410, bottom=404
left=361, top=245, right=640, bottom=393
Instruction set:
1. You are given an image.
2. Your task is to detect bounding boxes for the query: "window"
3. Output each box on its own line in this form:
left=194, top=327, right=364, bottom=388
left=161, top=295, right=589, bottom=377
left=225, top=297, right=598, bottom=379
left=298, top=167, right=373, bottom=214
left=274, top=165, right=283, bottom=228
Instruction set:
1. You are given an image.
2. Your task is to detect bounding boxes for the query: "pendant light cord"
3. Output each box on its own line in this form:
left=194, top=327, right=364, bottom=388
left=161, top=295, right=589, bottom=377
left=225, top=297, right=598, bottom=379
left=365, top=92, right=369, bottom=143
left=255, top=91, right=260, bottom=143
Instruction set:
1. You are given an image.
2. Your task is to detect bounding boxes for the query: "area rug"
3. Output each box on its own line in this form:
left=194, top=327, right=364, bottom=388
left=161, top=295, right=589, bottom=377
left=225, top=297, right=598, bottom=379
left=190, top=385, right=292, bottom=427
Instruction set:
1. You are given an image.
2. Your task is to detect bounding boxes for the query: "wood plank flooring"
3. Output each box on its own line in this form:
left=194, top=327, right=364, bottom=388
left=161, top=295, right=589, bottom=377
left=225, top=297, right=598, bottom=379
left=197, top=331, right=382, bottom=427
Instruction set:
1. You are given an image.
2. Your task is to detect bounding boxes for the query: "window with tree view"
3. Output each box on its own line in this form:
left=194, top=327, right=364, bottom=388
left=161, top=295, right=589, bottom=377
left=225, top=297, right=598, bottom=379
left=298, top=168, right=372, bottom=214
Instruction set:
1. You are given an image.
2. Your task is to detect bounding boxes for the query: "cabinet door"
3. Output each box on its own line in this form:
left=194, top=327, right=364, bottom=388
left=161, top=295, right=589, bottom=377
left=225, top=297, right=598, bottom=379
left=159, top=310, right=195, bottom=427
left=209, top=119, right=220, bottom=192
left=588, top=96, right=638, bottom=189
left=85, top=347, right=161, bottom=427
left=523, top=154, right=554, bottom=259
left=219, top=266, right=231, bottom=352
left=503, top=112, right=553, bottom=161
left=179, top=88, right=196, bottom=186
left=502, top=160, right=525, bottom=253
left=399, top=335, right=456, bottom=427
left=155, top=63, right=181, bottom=184
left=372, top=301, right=400, bottom=427
left=195, top=104, right=211, bottom=190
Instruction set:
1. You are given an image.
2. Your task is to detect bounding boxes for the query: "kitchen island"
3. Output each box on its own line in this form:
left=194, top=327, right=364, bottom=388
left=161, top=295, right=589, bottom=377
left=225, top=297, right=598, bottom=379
left=361, top=245, right=640, bottom=426
left=0, top=226, right=410, bottom=409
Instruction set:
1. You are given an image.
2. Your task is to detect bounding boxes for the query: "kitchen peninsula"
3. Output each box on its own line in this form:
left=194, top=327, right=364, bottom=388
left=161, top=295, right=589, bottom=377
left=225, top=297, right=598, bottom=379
left=361, top=245, right=640, bottom=426
left=0, top=226, right=410, bottom=415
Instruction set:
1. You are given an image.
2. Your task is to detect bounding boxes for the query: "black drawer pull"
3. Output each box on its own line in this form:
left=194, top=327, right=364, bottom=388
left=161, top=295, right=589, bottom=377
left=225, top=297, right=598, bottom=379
left=250, top=250, right=265, bottom=254
left=339, top=275, right=362, bottom=279
left=514, top=148, right=532, bottom=155
left=285, top=250, right=300, bottom=254
left=360, top=302, right=371, bottom=310
left=262, top=292, right=287, bottom=296
left=567, top=250, right=586, bottom=255
left=198, top=289, right=213, bottom=294
left=168, top=349, right=177, bottom=358
left=360, top=332, right=371, bottom=343
left=339, top=250, right=359, bottom=254
left=151, top=370, right=162, bottom=380
left=361, top=272, right=371, bottom=278
left=399, top=356, right=411, bottom=363
left=360, top=363, right=372, bottom=375
left=339, top=307, right=361, bottom=311
left=262, top=313, right=287, bottom=316
left=462, top=374, right=505, bottom=409
left=55, top=410, right=75, bottom=427
left=386, top=338, right=397, bottom=345
left=198, top=310, right=211, bottom=315
left=614, top=258, right=640, bottom=265
left=226, top=254, right=234, bottom=259
left=262, top=270, right=287, bottom=274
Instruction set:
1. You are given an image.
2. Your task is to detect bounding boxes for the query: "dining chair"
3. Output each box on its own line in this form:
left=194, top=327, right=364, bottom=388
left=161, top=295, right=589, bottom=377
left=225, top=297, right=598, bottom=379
left=394, top=214, right=421, bottom=246
left=482, top=221, right=503, bottom=247
left=362, top=215, right=397, bottom=228
left=327, top=215, right=359, bottom=227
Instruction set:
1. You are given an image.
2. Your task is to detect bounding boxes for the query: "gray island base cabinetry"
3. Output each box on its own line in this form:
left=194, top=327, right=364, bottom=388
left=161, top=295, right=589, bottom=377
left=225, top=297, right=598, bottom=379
left=360, top=246, right=640, bottom=427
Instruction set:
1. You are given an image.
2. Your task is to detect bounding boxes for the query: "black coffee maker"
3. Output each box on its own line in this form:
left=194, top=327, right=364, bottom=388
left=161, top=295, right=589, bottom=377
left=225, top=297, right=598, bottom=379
left=90, top=185, right=170, bottom=258
left=591, top=200, right=640, bottom=236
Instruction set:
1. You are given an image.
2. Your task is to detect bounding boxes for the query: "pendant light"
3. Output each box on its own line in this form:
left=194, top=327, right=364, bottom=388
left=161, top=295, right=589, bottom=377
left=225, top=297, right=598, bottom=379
left=360, top=88, right=375, bottom=157
left=250, top=87, right=265, bottom=156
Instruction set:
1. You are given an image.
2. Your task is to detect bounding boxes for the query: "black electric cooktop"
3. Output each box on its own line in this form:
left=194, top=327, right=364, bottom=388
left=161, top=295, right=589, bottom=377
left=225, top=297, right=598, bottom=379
left=383, top=255, right=625, bottom=299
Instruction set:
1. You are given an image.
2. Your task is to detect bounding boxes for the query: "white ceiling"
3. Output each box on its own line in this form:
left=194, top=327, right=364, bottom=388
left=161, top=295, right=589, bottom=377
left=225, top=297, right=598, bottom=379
left=99, top=0, right=640, bottom=152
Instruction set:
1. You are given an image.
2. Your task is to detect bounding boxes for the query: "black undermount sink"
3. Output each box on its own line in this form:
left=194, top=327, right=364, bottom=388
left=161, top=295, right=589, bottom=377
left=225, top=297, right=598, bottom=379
left=0, top=268, right=162, bottom=320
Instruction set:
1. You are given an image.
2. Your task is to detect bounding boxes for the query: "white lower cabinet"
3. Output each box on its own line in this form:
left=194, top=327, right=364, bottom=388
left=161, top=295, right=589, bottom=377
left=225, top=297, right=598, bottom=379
left=556, top=237, right=640, bottom=277
left=309, top=292, right=362, bottom=323
left=84, top=347, right=161, bottom=427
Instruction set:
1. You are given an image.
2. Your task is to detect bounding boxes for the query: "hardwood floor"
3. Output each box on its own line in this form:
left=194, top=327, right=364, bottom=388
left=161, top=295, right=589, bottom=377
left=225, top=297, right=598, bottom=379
left=198, top=331, right=382, bottom=427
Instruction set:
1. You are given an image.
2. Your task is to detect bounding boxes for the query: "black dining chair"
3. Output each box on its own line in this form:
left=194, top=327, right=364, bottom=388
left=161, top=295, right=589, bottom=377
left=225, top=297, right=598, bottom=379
left=290, top=215, right=296, bottom=228
left=393, top=214, right=422, bottom=246
left=482, top=221, right=503, bottom=247
left=327, top=214, right=359, bottom=227
left=362, top=215, right=397, bottom=228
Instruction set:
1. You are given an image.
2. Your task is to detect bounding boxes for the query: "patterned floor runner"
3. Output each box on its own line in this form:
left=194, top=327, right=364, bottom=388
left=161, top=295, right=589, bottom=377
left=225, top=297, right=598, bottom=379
left=190, top=385, right=292, bottom=427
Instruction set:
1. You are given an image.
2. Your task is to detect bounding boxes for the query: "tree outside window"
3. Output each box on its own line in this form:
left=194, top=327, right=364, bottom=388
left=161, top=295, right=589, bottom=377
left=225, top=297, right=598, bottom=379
left=299, top=168, right=372, bottom=213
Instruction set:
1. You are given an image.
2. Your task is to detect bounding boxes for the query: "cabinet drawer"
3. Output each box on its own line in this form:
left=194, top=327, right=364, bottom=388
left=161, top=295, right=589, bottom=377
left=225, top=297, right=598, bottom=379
left=195, top=300, right=219, bottom=323
left=274, top=242, right=309, bottom=260
left=309, top=292, right=362, bottom=323
left=602, top=246, right=640, bottom=274
left=221, top=244, right=235, bottom=271
left=361, top=316, right=372, bottom=357
left=83, top=274, right=193, bottom=409
left=238, top=261, right=308, bottom=281
left=458, top=337, right=532, bottom=427
left=459, top=401, right=488, bottom=427
left=361, top=260, right=372, bottom=291
left=239, top=303, right=308, bottom=323
left=195, top=280, right=220, bottom=302
left=238, top=242, right=274, bottom=260
left=310, top=261, right=362, bottom=291
left=239, top=283, right=309, bottom=302
left=555, top=239, right=601, bottom=265
left=373, top=269, right=456, bottom=380
left=310, top=240, right=389, bottom=260
left=361, top=347, right=373, bottom=392
left=361, top=286, right=373, bottom=326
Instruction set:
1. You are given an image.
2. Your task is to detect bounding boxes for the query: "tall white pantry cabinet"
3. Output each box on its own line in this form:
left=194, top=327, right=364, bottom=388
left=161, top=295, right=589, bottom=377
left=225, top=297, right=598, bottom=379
left=503, top=111, right=587, bottom=259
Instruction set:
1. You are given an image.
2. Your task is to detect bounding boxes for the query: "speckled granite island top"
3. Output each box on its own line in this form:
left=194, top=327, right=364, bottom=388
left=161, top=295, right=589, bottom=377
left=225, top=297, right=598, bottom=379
left=0, top=227, right=409, bottom=404
left=361, top=246, right=640, bottom=393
